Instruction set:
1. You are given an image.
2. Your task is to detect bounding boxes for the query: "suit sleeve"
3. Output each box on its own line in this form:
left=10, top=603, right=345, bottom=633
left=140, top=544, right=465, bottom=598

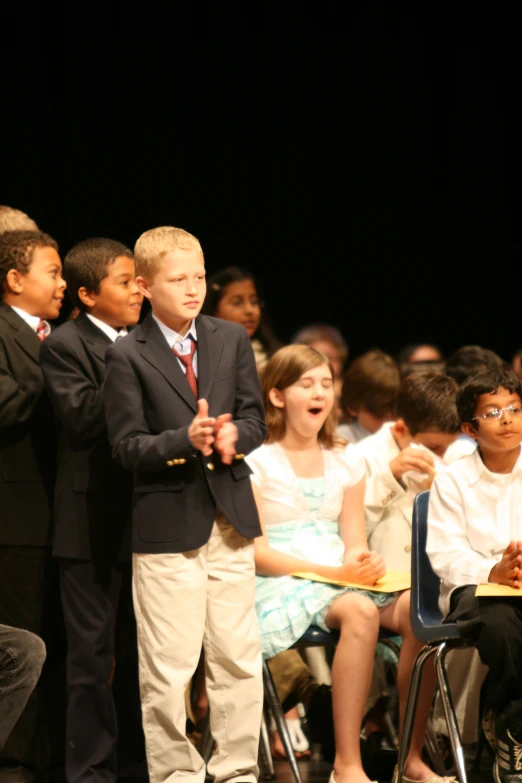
left=231, top=328, right=268, bottom=455
left=103, top=343, right=193, bottom=472
left=0, top=337, right=45, bottom=430
left=39, top=337, right=107, bottom=440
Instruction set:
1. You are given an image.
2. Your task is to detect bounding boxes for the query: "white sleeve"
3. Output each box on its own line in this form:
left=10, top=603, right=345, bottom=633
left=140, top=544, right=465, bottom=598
left=341, top=444, right=367, bottom=488
left=427, top=472, right=497, bottom=589
left=245, top=446, right=264, bottom=489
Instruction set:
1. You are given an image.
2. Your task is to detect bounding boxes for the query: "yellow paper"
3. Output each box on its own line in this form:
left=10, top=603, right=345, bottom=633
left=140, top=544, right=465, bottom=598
left=475, top=583, right=522, bottom=597
left=290, top=569, right=411, bottom=593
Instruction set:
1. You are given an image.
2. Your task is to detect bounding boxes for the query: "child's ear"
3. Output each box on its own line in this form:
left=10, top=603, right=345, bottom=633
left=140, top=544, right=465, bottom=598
left=78, top=287, right=96, bottom=308
left=462, top=421, right=479, bottom=441
left=268, top=388, right=285, bottom=409
left=135, top=276, right=152, bottom=300
left=5, top=269, right=24, bottom=294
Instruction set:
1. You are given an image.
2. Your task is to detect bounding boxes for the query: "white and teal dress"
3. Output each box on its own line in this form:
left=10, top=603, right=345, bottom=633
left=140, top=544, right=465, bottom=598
left=246, top=442, right=398, bottom=661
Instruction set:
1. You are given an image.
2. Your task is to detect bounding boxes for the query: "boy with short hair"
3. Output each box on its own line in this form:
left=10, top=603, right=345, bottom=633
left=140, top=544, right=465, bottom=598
left=103, top=226, right=266, bottom=783
left=39, top=237, right=147, bottom=783
left=337, top=348, right=401, bottom=444
left=0, top=229, right=65, bottom=780
left=427, top=367, right=522, bottom=783
left=350, top=371, right=460, bottom=571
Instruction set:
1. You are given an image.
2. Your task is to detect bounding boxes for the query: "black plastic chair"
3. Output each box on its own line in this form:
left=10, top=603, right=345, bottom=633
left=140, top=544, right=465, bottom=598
left=263, top=624, right=403, bottom=783
left=395, top=490, right=476, bottom=783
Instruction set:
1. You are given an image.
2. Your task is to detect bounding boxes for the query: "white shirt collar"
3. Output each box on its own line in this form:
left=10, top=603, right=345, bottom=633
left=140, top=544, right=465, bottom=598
left=152, top=315, right=197, bottom=350
left=86, top=313, right=127, bottom=343
left=10, top=305, right=49, bottom=334
left=467, top=445, right=522, bottom=485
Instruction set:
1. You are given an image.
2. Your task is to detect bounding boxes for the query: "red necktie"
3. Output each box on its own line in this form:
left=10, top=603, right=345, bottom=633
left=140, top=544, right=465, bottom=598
left=36, top=320, right=48, bottom=341
left=172, top=339, right=198, bottom=398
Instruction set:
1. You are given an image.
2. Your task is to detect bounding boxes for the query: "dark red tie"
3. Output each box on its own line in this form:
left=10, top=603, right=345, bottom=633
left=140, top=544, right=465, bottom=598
left=36, top=320, right=48, bottom=341
left=172, top=339, right=198, bottom=398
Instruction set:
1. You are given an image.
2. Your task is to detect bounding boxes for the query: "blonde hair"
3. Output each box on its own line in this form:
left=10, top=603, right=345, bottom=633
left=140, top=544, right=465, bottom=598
left=0, top=206, right=39, bottom=234
left=134, top=226, right=203, bottom=280
left=260, top=344, right=346, bottom=448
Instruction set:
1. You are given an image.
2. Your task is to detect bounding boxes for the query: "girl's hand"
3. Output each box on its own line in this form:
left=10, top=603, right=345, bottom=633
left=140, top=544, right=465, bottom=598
left=354, top=551, right=386, bottom=586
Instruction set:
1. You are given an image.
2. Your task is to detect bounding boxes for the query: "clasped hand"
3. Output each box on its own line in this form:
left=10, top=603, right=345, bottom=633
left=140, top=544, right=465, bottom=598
left=489, top=541, right=522, bottom=588
left=188, top=399, right=238, bottom=465
left=338, top=550, right=386, bottom=586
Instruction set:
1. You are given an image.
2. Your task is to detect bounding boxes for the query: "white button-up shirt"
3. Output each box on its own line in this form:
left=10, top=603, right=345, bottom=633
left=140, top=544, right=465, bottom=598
left=11, top=306, right=51, bottom=337
left=427, top=446, right=522, bottom=615
left=86, top=313, right=127, bottom=342
left=152, top=315, right=198, bottom=377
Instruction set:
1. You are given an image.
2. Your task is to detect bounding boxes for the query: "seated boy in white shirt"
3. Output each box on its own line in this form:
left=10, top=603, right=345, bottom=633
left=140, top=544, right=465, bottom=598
left=351, top=371, right=460, bottom=571
left=427, top=367, right=522, bottom=783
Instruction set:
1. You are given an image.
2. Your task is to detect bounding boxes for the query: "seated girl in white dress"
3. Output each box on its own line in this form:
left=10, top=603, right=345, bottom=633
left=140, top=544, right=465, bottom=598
left=247, top=344, right=453, bottom=783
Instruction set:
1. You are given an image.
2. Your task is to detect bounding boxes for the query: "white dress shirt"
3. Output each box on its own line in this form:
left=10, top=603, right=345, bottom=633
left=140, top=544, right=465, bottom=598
left=427, top=446, right=522, bottom=615
left=86, top=313, right=127, bottom=342
left=10, top=305, right=50, bottom=337
left=152, top=315, right=198, bottom=377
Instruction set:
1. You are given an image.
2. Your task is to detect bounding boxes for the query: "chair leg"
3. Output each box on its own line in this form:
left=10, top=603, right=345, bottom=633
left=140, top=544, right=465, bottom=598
left=424, top=719, right=447, bottom=776
left=259, top=712, right=276, bottom=780
left=435, top=643, right=468, bottom=783
left=262, top=660, right=303, bottom=783
left=396, top=644, right=438, bottom=783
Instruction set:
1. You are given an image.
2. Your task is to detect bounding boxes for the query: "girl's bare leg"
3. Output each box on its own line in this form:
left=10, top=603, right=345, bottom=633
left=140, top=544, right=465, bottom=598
left=325, top=592, right=381, bottom=783
left=380, top=590, right=441, bottom=782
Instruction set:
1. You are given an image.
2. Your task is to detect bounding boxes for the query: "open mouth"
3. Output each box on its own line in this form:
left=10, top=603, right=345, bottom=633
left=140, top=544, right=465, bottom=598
left=308, top=407, right=323, bottom=416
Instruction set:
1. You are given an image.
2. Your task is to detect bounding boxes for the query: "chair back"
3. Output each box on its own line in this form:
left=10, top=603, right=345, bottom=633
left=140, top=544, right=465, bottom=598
left=411, top=490, right=461, bottom=642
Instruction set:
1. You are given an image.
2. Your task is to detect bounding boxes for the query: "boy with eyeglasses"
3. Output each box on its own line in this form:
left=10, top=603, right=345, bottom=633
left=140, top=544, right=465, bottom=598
left=427, top=367, right=522, bottom=783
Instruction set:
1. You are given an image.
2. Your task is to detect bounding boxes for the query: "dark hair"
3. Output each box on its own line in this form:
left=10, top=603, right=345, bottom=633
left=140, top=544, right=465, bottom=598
left=445, top=345, right=506, bottom=387
left=64, top=237, right=133, bottom=311
left=0, top=230, right=59, bottom=294
left=396, top=371, right=460, bottom=436
left=457, top=368, right=522, bottom=427
left=201, top=265, right=282, bottom=357
left=340, top=349, right=400, bottom=421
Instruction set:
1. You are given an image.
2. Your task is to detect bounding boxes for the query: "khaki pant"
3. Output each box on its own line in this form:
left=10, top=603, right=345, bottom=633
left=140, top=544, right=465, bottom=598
left=133, top=518, right=263, bottom=783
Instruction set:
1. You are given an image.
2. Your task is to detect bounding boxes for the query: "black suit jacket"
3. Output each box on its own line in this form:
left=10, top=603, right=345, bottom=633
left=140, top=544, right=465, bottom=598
left=0, top=303, right=57, bottom=546
left=39, top=313, right=133, bottom=562
left=103, top=313, right=267, bottom=554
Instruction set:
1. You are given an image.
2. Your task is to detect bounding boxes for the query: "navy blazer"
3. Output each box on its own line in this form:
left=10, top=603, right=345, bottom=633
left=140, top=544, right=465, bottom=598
left=0, top=303, right=57, bottom=545
left=103, top=312, right=267, bottom=554
left=40, top=313, right=133, bottom=562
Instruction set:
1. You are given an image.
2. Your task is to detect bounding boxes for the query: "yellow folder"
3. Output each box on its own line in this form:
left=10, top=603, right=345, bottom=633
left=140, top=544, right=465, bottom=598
left=475, top=583, right=522, bottom=597
left=290, top=569, right=411, bottom=593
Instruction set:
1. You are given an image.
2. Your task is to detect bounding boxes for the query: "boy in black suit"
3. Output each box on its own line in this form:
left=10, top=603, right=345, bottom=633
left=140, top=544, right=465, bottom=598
left=39, top=238, right=148, bottom=783
left=0, top=229, right=66, bottom=782
left=103, top=226, right=266, bottom=783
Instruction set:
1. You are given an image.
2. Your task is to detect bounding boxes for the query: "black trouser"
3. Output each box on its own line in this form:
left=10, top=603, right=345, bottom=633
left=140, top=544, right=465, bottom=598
left=59, top=560, right=147, bottom=783
left=446, top=585, right=522, bottom=721
left=0, top=546, right=57, bottom=783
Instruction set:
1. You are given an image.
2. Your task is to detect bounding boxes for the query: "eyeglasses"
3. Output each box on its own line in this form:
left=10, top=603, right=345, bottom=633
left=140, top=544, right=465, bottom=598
left=472, top=404, right=522, bottom=422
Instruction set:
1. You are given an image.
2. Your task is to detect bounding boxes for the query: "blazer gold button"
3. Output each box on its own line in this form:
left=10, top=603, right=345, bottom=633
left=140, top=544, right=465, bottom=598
left=166, top=460, right=174, bottom=467
left=234, top=454, right=245, bottom=460
left=178, top=458, right=186, bottom=465
left=207, top=463, right=215, bottom=470
left=173, top=459, right=180, bottom=465
left=404, top=545, right=412, bottom=552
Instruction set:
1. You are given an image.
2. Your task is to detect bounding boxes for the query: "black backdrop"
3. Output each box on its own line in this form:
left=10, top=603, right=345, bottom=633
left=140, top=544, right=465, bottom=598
left=2, top=3, right=519, bottom=360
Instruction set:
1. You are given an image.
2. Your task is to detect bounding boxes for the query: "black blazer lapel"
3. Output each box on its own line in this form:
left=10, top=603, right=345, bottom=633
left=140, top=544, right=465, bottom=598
left=139, top=313, right=198, bottom=411
left=196, top=315, right=223, bottom=402
left=0, top=304, right=41, bottom=364
left=74, top=313, right=112, bottom=363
